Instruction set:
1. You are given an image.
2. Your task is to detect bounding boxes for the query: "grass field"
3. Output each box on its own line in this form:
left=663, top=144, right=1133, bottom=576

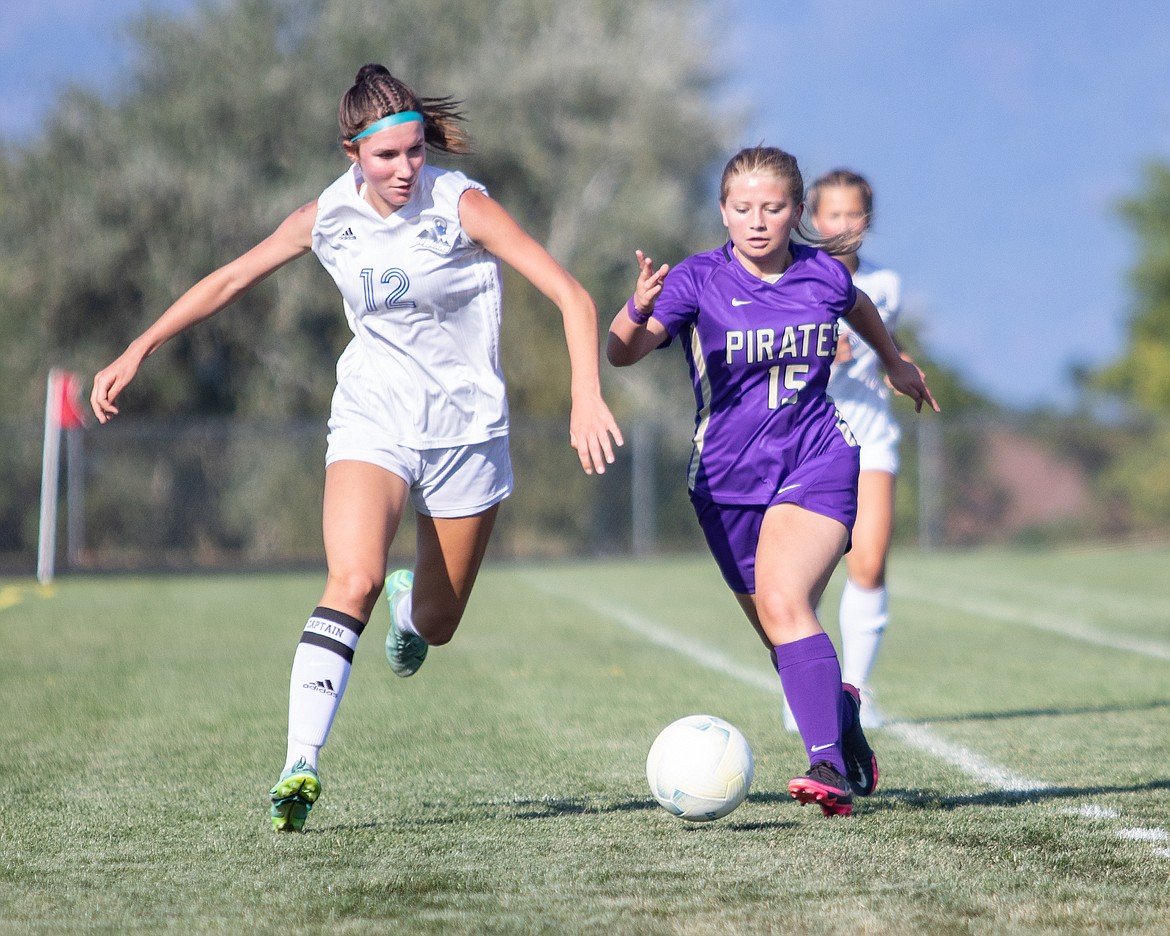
left=3, top=545, right=1170, bottom=934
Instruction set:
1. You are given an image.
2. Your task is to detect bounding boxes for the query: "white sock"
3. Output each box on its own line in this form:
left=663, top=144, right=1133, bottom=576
left=284, top=606, right=365, bottom=772
left=839, top=579, right=888, bottom=689
left=393, top=589, right=421, bottom=637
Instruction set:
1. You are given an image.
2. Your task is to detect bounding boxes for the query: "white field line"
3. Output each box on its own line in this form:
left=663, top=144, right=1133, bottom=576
left=892, top=582, right=1170, bottom=662
left=893, top=575, right=1170, bottom=847
left=522, top=576, right=1050, bottom=792
left=885, top=722, right=1050, bottom=792
left=1070, top=804, right=1121, bottom=820
left=522, top=574, right=1170, bottom=856
left=1065, top=805, right=1170, bottom=859
left=1117, top=827, right=1169, bottom=842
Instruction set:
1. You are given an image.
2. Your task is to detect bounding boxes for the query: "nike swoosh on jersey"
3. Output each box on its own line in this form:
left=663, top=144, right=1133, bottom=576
left=776, top=483, right=802, bottom=496
left=731, top=298, right=752, bottom=306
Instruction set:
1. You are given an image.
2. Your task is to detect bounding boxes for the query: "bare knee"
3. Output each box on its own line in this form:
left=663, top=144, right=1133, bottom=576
left=323, top=569, right=384, bottom=622
left=846, top=551, right=887, bottom=590
left=754, top=588, right=816, bottom=644
left=412, top=600, right=464, bottom=646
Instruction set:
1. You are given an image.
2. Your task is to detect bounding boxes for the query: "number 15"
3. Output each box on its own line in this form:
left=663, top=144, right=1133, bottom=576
left=767, top=364, right=808, bottom=408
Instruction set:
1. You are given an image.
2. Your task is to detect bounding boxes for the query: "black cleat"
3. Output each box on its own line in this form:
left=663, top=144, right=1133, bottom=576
left=841, top=683, right=879, bottom=796
left=788, top=760, right=854, bottom=817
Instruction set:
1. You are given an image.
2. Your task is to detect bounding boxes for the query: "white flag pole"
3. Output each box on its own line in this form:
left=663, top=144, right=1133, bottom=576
left=37, top=369, right=63, bottom=585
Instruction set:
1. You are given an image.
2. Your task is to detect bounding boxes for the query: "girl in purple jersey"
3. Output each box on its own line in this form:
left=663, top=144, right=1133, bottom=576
left=608, top=146, right=937, bottom=816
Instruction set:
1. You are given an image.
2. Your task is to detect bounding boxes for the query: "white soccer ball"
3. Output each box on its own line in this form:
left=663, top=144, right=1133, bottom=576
left=646, top=714, right=754, bottom=822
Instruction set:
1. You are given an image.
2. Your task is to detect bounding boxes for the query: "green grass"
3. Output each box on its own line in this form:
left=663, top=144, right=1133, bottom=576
left=3, top=546, right=1170, bottom=933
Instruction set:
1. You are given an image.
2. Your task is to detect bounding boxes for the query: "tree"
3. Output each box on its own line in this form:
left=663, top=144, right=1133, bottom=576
left=1089, top=161, right=1170, bottom=411
left=0, top=0, right=732, bottom=425
left=0, top=0, right=733, bottom=565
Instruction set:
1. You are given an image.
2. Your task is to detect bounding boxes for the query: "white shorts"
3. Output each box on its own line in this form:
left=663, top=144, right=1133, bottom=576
left=835, top=399, right=900, bottom=475
left=326, top=431, right=513, bottom=518
left=858, top=425, right=900, bottom=474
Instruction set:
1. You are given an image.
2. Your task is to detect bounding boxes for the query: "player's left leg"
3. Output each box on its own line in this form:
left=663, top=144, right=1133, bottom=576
left=384, top=436, right=511, bottom=675
left=840, top=468, right=895, bottom=725
left=840, top=682, right=878, bottom=796
left=384, top=567, right=423, bottom=676
left=412, top=507, right=500, bottom=645
left=384, top=506, right=499, bottom=675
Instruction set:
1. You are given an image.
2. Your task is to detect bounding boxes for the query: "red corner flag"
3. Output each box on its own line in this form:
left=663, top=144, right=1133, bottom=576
left=51, top=370, right=87, bottom=430
left=39, top=368, right=87, bottom=583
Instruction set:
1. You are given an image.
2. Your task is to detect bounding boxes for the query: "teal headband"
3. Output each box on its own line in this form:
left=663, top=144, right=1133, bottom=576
left=349, top=110, right=424, bottom=143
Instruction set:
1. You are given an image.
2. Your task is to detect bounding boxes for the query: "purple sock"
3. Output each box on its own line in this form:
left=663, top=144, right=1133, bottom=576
left=774, top=633, right=846, bottom=775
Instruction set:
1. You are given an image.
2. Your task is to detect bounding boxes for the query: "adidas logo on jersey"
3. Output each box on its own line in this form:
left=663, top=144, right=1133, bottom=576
left=339, top=227, right=357, bottom=241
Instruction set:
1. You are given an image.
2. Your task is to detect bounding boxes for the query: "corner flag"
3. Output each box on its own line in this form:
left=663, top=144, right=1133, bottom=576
left=38, top=369, right=87, bottom=584
left=52, top=370, right=87, bottom=431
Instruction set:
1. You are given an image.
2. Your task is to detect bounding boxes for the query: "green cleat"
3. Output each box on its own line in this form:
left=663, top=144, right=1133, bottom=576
left=385, top=569, right=428, bottom=677
left=269, top=758, right=321, bottom=832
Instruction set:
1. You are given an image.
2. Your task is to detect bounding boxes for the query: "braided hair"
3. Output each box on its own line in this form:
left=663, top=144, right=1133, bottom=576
left=339, top=64, right=471, bottom=155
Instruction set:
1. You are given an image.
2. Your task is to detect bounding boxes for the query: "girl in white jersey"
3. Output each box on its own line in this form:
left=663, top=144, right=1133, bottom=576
left=808, top=169, right=905, bottom=727
left=90, top=63, right=623, bottom=832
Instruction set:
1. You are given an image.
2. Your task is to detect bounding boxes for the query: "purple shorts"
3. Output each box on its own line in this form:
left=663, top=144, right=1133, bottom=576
left=690, top=447, right=860, bottom=595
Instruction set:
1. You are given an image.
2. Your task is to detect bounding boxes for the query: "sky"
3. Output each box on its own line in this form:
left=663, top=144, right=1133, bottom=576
left=4, top=0, right=1170, bottom=410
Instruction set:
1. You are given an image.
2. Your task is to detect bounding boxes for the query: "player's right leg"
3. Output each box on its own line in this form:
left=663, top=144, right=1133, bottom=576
left=270, top=460, right=409, bottom=832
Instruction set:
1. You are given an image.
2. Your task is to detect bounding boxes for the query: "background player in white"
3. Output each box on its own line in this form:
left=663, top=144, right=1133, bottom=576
left=90, top=64, right=623, bottom=831
left=809, top=169, right=905, bottom=728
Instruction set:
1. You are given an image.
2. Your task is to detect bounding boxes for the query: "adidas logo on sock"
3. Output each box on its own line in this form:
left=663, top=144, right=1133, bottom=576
left=303, top=678, right=338, bottom=696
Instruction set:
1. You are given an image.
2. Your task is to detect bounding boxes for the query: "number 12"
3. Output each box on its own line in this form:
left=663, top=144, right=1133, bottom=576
left=360, top=267, right=417, bottom=312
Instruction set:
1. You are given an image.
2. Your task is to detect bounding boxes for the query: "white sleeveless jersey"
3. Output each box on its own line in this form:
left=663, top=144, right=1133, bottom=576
left=827, top=258, right=901, bottom=448
left=312, top=163, right=508, bottom=447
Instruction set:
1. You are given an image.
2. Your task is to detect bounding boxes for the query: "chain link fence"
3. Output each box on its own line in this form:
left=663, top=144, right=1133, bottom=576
left=4, top=409, right=1168, bottom=576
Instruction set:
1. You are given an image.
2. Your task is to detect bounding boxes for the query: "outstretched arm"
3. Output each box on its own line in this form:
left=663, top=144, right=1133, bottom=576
left=459, top=188, right=623, bottom=475
left=606, top=250, right=671, bottom=367
left=844, top=289, right=940, bottom=413
left=90, top=202, right=318, bottom=423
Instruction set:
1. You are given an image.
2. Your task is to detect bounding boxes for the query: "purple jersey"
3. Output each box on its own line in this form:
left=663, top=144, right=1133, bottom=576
left=653, top=242, right=859, bottom=505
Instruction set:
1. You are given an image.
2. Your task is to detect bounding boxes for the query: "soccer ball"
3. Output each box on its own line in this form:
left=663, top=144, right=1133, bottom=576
left=646, top=714, right=754, bottom=822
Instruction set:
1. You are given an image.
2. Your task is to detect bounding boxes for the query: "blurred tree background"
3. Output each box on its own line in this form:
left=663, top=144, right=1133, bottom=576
left=0, top=0, right=729, bottom=424
left=1077, top=161, right=1170, bottom=530
left=1092, top=162, right=1170, bottom=412
left=4, top=0, right=1166, bottom=569
left=0, top=0, right=734, bottom=565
